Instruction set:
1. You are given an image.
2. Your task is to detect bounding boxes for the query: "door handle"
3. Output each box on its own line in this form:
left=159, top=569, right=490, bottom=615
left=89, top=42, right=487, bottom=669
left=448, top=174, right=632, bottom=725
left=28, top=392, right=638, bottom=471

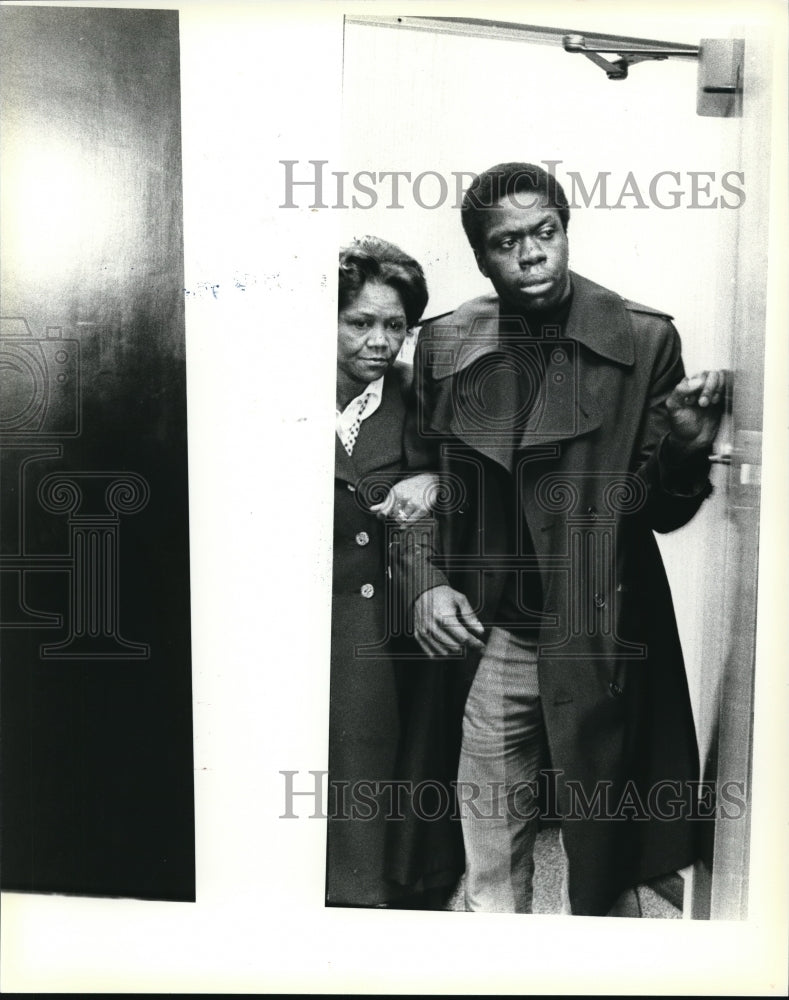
left=709, top=446, right=732, bottom=465
left=708, top=371, right=736, bottom=464
left=709, top=432, right=762, bottom=487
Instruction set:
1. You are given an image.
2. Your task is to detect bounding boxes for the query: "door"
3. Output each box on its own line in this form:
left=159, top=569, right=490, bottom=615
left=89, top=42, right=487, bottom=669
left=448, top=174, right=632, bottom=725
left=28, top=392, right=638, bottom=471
left=341, top=13, right=775, bottom=918
left=0, top=6, right=195, bottom=901
left=689, top=26, right=771, bottom=920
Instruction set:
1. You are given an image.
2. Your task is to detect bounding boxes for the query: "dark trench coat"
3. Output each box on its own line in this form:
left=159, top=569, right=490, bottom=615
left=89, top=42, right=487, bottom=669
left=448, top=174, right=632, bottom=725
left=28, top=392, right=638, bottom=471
left=328, top=367, right=464, bottom=906
left=395, top=271, right=714, bottom=915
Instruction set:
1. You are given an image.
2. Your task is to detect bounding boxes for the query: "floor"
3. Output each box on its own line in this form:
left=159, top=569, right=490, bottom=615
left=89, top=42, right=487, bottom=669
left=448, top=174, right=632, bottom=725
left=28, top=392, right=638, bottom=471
left=444, top=826, right=682, bottom=918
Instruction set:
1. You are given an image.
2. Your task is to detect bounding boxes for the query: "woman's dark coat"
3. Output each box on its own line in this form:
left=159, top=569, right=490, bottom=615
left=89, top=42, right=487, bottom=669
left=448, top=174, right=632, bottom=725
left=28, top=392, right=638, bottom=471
left=396, top=272, right=714, bottom=915
left=328, top=367, right=464, bottom=906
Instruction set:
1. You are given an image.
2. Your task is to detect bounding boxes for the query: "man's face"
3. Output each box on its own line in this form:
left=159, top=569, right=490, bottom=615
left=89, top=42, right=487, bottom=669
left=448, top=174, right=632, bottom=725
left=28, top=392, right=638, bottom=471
left=474, top=194, right=571, bottom=312
left=337, top=280, right=408, bottom=394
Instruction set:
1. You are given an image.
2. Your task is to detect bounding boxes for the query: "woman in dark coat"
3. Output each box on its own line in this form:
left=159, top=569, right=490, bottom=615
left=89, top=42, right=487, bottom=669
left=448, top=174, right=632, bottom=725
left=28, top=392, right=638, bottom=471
left=327, top=237, right=464, bottom=908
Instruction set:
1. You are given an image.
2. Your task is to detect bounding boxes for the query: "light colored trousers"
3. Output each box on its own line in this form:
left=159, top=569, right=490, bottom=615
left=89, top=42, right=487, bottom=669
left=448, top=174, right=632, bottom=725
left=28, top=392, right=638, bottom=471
left=457, top=627, right=640, bottom=916
left=457, top=627, right=552, bottom=913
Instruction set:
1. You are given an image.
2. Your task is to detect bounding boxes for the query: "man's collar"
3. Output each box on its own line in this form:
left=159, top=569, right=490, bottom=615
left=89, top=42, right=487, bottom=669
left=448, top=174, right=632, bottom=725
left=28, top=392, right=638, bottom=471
left=422, top=272, right=636, bottom=379
left=565, top=273, right=635, bottom=365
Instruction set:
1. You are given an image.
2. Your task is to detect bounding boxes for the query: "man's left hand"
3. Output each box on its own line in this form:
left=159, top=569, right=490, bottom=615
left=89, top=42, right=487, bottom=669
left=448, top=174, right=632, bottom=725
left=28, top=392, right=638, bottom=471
left=665, top=370, right=727, bottom=455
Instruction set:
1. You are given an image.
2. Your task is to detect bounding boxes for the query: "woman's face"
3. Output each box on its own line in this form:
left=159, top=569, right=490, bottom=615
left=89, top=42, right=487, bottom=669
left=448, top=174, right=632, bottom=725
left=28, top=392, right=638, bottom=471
left=337, top=280, right=408, bottom=396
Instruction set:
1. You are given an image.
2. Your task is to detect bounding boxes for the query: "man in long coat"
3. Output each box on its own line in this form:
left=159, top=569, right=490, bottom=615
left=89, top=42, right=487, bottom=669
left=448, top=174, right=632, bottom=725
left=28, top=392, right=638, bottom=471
left=394, top=162, right=725, bottom=916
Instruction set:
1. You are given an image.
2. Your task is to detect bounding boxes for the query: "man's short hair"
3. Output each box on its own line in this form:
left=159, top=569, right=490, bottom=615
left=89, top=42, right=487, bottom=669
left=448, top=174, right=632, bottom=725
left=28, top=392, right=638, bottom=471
left=461, top=162, right=571, bottom=253
left=338, top=236, right=429, bottom=328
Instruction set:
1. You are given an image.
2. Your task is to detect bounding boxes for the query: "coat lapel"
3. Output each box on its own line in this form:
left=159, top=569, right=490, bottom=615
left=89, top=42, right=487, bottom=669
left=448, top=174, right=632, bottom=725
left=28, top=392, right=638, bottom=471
left=422, top=297, right=518, bottom=472
left=334, top=431, right=357, bottom=485
left=518, top=272, right=634, bottom=450
left=421, top=272, right=635, bottom=461
left=334, top=369, right=406, bottom=487
left=350, top=370, right=406, bottom=475
left=565, top=272, right=635, bottom=366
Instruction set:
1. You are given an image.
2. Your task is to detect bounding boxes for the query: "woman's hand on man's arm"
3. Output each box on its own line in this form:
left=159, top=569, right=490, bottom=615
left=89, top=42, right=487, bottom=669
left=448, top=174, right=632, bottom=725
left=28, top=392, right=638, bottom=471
left=370, top=472, right=439, bottom=523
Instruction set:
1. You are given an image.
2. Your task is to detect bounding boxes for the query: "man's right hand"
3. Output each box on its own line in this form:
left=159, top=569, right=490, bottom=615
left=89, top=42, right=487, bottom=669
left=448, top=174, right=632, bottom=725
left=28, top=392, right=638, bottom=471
left=413, top=585, right=485, bottom=657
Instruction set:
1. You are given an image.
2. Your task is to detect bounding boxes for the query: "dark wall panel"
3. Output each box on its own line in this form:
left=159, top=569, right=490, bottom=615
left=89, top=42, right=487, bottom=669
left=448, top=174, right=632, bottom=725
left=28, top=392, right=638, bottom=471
left=1, top=7, right=195, bottom=901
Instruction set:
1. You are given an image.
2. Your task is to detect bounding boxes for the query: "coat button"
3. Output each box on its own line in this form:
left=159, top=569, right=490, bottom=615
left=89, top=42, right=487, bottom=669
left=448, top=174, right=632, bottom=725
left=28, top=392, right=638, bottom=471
left=360, top=583, right=375, bottom=599
left=355, top=531, right=370, bottom=546
left=609, top=681, right=622, bottom=696
left=594, top=592, right=606, bottom=608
